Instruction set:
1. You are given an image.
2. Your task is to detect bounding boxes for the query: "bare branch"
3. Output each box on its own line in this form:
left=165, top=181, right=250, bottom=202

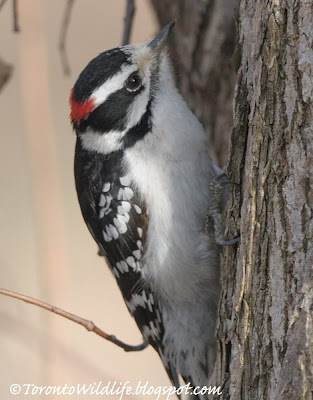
left=59, top=0, right=75, bottom=76
left=0, top=0, right=19, bottom=33
left=0, top=57, right=13, bottom=92
left=121, top=0, right=136, bottom=45
left=0, top=287, right=148, bottom=352
left=12, top=0, right=19, bottom=32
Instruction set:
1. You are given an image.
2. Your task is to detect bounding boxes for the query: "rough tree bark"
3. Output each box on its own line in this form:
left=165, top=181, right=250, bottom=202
left=151, top=1, right=313, bottom=399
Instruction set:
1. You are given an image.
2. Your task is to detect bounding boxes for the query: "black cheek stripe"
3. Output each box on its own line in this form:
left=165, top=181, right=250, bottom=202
left=121, top=98, right=153, bottom=148
left=76, top=85, right=146, bottom=134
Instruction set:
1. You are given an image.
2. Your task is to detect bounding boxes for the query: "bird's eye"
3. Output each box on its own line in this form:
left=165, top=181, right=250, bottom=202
left=125, top=73, right=142, bottom=92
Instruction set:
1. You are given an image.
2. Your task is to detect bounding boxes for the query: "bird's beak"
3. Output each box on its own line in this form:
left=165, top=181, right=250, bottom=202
left=148, top=20, right=175, bottom=52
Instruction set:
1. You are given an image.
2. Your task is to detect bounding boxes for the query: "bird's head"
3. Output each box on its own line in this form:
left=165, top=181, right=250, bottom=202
left=70, top=21, right=175, bottom=154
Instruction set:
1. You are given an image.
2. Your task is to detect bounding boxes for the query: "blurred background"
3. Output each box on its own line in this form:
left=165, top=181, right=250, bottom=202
left=0, top=1, right=175, bottom=398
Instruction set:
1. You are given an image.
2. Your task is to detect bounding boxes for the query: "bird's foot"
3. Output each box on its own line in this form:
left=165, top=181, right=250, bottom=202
left=205, top=173, right=240, bottom=246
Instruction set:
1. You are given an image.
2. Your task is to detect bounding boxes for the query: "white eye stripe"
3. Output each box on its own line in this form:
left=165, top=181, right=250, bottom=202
left=79, top=66, right=151, bottom=155
left=92, top=64, right=138, bottom=107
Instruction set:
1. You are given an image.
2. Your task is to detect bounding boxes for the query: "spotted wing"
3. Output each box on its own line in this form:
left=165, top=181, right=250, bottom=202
left=97, top=176, right=163, bottom=341
left=98, top=179, right=181, bottom=388
left=74, top=143, right=179, bottom=387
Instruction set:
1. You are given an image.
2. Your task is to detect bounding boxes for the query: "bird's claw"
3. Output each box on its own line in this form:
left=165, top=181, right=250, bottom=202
left=206, top=173, right=240, bottom=246
left=216, top=236, right=240, bottom=246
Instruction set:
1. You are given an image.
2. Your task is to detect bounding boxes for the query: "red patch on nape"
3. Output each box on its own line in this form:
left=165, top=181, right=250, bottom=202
left=69, top=88, right=95, bottom=123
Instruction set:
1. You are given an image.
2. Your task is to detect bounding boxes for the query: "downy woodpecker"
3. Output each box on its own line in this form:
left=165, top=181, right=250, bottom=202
left=71, top=21, right=225, bottom=395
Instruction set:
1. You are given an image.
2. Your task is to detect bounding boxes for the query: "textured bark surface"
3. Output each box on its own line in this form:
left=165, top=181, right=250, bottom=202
left=150, top=0, right=239, bottom=166
left=151, top=1, right=313, bottom=399
left=215, top=1, right=313, bottom=399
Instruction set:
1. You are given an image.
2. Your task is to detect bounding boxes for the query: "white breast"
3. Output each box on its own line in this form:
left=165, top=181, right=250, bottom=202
left=124, top=83, right=219, bottom=306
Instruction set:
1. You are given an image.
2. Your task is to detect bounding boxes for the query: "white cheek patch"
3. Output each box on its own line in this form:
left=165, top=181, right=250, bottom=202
left=80, top=88, right=151, bottom=154
left=92, top=64, right=138, bottom=107
left=80, top=129, right=126, bottom=154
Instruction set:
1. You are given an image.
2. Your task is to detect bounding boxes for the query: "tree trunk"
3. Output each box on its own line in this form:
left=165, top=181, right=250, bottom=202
left=150, top=1, right=313, bottom=399
left=150, top=0, right=239, bottom=166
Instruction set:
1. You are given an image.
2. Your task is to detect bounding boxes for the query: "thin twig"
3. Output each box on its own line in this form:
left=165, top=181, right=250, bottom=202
left=12, top=0, right=19, bottom=32
left=59, top=0, right=75, bottom=76
left=0, top=57, right=13, bottom=92
left=121, top=0, right=136, bottom=45
left=0, top=288, right=148, bottom=352
left=0, top=0, right=8, bottom=11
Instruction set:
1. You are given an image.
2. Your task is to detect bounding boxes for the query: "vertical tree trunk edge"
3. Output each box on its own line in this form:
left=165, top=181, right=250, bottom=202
left=150, top=1, right=313, bottom=399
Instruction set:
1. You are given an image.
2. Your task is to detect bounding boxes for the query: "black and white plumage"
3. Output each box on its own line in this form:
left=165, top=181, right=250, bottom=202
left=71, top=22, right=221, bottom=397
